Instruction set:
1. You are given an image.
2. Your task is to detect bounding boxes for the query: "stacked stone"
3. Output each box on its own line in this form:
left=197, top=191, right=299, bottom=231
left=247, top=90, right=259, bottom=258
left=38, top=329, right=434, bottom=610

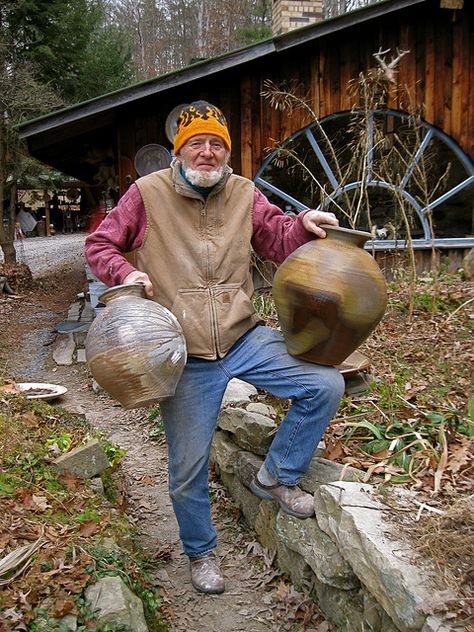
left=211, top=378, right=457, bottom=632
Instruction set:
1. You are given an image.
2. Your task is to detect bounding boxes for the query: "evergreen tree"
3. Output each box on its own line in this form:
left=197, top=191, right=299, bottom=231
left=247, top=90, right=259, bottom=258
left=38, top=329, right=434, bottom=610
left=0, top=0, right=137, bottom=264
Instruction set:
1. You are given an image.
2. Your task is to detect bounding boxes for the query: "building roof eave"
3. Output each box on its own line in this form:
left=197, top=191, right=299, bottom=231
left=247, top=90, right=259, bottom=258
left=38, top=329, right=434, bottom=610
left=17, top=41, right=276, bottom=140
left=17, top=0, right=431, bottom=140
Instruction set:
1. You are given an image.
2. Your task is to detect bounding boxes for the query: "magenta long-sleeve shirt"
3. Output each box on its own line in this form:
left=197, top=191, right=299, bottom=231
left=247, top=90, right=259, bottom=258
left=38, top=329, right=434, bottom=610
left=85, top=183, right=314, bottom=287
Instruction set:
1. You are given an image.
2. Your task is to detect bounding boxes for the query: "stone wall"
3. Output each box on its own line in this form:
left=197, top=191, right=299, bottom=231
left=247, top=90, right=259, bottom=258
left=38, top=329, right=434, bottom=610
left=211, top=380, right=457, bottom=632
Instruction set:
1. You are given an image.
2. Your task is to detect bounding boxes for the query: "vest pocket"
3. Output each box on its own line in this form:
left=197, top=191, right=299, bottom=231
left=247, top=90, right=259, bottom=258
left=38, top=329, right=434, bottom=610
left=212, top=284, right=259, bottom=355
left=172, top=289, right=214, bottom=358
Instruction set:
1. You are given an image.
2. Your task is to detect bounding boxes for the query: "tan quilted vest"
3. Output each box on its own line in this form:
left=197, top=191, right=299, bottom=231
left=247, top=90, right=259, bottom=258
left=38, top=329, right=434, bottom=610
left=134, top=166, right=261, bottom=359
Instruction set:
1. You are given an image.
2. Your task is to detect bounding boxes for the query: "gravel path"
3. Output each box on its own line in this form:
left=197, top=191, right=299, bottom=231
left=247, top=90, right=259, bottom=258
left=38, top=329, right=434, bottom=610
left=1, top=233, right=87, bottom=277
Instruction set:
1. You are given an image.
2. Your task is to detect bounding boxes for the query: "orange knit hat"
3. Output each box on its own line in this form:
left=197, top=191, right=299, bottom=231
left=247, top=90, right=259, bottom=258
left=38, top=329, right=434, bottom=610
left=173, top=101, right=231, bottom=155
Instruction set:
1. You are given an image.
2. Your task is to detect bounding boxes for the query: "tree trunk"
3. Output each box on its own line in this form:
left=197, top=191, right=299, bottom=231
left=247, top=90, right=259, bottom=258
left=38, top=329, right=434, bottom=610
left=0, top=107, right=17, bottom=264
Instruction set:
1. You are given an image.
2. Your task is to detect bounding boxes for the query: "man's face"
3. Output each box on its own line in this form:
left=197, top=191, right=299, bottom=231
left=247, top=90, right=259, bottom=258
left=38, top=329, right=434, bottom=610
left=179, top=134, right=227, bottom=172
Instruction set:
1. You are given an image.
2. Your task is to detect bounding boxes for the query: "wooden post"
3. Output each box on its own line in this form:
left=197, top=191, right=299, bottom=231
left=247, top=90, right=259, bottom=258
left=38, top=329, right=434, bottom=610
left=43, top=191, right=51, bottom=236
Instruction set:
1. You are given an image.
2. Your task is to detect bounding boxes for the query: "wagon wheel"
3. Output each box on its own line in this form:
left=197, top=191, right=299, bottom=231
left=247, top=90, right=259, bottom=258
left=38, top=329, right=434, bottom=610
left=254, top=109, right=474, bottom=247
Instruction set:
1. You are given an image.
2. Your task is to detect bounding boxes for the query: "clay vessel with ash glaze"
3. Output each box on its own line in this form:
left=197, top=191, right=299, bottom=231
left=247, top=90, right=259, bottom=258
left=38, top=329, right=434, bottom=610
left=272, top=224, right=387, bottom=366
left=85, top=284, right=187, bottom=409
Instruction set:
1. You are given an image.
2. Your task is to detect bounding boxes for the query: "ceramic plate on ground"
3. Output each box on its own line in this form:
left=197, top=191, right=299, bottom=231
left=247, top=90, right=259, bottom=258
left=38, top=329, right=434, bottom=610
left=336, top=351, right=371, bottom=376
left=16, top=383, right=68, bottom=400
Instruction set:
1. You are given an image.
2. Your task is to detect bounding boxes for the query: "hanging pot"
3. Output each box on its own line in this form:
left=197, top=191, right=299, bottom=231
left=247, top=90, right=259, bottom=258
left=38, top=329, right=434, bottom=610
left=85, top=284, right=187, bottom=409
left=272, top=224, right=387, bottom=366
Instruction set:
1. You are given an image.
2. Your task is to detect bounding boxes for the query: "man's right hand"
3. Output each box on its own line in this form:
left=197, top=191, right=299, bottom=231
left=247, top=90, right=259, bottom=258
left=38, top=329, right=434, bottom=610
left=124, top=270, right=154, bottom=298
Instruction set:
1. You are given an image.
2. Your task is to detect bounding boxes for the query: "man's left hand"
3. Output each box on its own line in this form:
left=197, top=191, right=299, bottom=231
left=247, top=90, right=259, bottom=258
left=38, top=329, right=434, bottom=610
left=302, top=210, right=339, bottom=238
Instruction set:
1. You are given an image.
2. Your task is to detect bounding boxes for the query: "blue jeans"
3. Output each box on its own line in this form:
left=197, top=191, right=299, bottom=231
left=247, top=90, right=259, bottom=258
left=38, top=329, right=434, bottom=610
left=160, top=325, right=345, bottom=558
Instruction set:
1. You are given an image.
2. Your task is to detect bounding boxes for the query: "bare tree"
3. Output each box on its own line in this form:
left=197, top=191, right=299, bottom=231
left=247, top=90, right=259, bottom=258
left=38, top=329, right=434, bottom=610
left=110, top=0, right=271, bottom=79
left=323, top=0, right=383, bottom=20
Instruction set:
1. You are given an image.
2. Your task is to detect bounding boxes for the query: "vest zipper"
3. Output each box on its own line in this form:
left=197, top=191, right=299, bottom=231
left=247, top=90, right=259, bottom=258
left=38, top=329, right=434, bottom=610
left=202, top=201, right=218, bottom=357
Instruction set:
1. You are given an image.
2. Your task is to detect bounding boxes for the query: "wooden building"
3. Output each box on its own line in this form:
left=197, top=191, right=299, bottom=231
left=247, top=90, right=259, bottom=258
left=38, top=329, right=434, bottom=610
left=18, top=0, right=473, bottom=257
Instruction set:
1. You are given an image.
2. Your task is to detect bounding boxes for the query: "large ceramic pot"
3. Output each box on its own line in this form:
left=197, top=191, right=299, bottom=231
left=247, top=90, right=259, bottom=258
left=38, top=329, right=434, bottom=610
left=85, top=284, right=187, bottom=409
left=272, top=224, right=387, bottom=366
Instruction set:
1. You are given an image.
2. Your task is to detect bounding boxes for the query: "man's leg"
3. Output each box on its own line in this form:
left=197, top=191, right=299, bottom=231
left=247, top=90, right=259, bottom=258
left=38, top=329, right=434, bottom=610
left=222, top=326, right=345, bottom=514
left=160, top=356, right=229, bottom=593
left=160, top=357, right=229, bottom=557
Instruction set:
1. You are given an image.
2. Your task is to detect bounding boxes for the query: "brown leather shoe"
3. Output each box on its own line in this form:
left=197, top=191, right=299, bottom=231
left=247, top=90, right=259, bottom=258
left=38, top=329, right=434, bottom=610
left=250, top=477, right=315, bottom=519
left=189, top=551, right=225, bottom=594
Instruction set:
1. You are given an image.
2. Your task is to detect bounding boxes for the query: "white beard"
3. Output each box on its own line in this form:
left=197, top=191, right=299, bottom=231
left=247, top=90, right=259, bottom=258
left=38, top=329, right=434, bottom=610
left=182, top=165, right=224, bottom=188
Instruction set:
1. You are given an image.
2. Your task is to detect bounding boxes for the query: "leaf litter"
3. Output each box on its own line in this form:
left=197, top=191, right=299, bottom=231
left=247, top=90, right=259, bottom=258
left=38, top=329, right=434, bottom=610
left=1, top=251, right=473, bottom=630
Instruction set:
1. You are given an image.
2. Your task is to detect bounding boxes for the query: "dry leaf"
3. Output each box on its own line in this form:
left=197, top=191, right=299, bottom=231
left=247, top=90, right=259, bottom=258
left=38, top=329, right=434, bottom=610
left=79, top=521, right=100, bottom=537
left=31, top=496, right=50, bottom=512
left=447, top=440, right=472, bottom=474
left=59, top=471, right=84, bottom=492
left=0, top=384, right=19, bottom=395
left=139, top=474, right=155, bottom=486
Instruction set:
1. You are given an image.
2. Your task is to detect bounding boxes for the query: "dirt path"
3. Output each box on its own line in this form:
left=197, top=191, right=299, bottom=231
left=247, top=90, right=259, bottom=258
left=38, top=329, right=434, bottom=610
left=1, top=236, right=329, bottom=632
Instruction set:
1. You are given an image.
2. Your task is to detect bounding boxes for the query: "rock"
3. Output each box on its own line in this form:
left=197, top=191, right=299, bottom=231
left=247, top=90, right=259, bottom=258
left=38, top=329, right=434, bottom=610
left=59, top=402, right=86, bottom=415
left=221, top=378, right=258, bottom=407
left=235, top=451, right=264, bottom=489
left=67, top=302, right=82, bottom=320
left=80, top=302, right=95, bottom=322
left=220, top=471, right=262, bottom=529
left=362, top=590, right=399, bottom=632
left=315, top=482, right=441, bottom=632
left=255, top=501, right=279, bottom=551
left=343, top=372, right=374, bottom=396
left=54, top=438, right=109, bottom=478
left=211, top=430, right=241, bottom=473
left=91, top=379, right=103, bottom=393
left=217, top=407, right=277, bottom=455
left=85, top=575, right=148, bottom=631
left=276, top=513, right=358, bottom=590
left=88, top=476, right=105, bottom=496
left=421, top=614, right=456, bottom=632
left=276, top=540, right=315, bottom=592
left=246, top=402, right=277, bottom=417
left=76, top=347, right=87, bottom=363
left=52, top=333, right=75, bottom=365
left=73, top=330, right=88, bottom=346
left=299, top=457, right=365, bottom=494
left=311, top=580, right=365, bottom=632
left=462, top=247, right=474, bottom=280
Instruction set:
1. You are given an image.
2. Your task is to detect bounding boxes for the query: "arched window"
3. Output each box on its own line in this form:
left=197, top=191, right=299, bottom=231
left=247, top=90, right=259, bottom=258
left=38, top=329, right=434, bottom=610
left=255, top=109, right=474, bottom=249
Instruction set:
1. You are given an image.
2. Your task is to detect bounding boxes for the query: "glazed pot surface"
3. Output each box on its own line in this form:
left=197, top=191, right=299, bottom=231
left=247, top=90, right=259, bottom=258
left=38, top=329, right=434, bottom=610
left=272, top=225, right=387, bottom=366
left=85, top=284, right=187, bottom=409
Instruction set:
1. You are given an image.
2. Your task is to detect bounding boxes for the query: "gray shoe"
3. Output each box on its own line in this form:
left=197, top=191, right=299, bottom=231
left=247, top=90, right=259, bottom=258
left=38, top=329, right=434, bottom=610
left=189, top=551, right=225, bottom=594
left=249, top=477, right=315, bottom=519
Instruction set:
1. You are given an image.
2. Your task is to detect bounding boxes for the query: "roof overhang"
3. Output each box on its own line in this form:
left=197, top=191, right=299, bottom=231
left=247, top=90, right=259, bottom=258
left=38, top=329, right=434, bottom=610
left=17, top=0, right=428, bottom=141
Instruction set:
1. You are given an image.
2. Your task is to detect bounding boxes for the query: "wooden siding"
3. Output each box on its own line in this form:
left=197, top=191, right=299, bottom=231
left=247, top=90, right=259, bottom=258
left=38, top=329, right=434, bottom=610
left=232, top=3, right=473, bottom=180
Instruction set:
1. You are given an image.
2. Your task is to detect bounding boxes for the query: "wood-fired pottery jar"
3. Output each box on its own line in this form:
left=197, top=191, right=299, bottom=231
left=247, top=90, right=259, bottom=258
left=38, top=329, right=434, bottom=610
left=272, top=224, right=387, bottom=366
left=85, top=284, right=187, bottom=409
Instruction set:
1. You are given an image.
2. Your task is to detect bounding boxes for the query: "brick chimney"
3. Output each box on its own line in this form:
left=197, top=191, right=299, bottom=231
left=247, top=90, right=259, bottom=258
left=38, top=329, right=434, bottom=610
left=272, top=0, right=323, bottom=35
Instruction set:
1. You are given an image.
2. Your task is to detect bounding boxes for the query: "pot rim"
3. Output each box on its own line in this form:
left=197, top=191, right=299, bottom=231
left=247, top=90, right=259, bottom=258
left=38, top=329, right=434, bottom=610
left=99, top=283, right=146, bottom=304
left=320, top=223, right=372, bottom=240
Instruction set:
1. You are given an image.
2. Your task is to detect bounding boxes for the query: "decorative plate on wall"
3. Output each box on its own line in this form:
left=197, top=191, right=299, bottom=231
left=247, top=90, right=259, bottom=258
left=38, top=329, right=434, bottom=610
left=134, top=144, right=172, bottom=176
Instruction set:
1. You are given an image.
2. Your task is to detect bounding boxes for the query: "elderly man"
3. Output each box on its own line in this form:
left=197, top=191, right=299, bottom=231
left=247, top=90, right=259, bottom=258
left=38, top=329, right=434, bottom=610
left=85, top=101, right=344, bottom=595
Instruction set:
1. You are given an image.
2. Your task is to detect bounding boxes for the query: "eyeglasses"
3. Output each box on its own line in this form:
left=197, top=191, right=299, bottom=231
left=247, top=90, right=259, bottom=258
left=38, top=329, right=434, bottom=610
left=186, top=140, right=226, bottom=153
